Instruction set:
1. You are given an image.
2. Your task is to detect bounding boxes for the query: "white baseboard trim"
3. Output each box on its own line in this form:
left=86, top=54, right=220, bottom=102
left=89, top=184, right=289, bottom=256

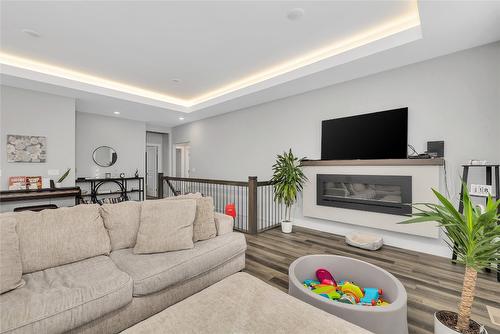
left=291, top=217, right=451, bottom=258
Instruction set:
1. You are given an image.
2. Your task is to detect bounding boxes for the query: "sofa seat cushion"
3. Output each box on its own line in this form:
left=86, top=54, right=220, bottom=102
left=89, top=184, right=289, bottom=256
left=111, top=232, right=247, bottom=296
left=0, top=256, right=133, bottom=334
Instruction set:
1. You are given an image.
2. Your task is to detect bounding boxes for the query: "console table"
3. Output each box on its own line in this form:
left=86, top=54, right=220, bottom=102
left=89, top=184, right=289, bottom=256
left=76, top=177, right=144, bottom=204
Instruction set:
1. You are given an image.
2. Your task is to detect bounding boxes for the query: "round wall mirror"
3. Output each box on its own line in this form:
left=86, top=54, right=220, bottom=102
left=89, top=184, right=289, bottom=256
left=93, top=146, right=118, bottom=167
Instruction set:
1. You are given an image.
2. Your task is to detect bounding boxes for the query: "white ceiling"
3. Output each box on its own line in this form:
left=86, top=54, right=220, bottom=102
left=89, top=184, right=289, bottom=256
left=1, top=1, right=500, bottom=127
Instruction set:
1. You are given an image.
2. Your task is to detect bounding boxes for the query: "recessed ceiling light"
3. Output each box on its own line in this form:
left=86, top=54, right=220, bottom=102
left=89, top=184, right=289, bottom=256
left=113, top=111, right=120, bottom=115
left=172, top=79, right=181, bottom=83
left=22, top=29, right=41, bottom=38
left=178, top=117, right=184, bottom=120
left=286, top=8, right=305, bottom=21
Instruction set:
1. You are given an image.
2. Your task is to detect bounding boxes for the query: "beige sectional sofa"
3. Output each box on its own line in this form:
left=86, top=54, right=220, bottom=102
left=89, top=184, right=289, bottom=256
left=0, top=197, right=246, bottom=334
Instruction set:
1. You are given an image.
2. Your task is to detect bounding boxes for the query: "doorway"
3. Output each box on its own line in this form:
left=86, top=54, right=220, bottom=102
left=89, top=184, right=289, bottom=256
left=146, top=145, right=159, bottom=198
left=145, top=131, right=170, bottom=199
left=174, top=143, right=190, bottom=177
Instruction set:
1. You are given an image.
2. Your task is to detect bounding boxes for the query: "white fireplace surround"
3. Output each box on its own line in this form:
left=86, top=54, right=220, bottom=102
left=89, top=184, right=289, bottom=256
left=302, top=160, right=442, bottom=238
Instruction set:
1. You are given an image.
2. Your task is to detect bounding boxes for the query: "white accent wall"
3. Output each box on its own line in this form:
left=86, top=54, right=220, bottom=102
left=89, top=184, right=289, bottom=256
left=172, top=42, right=500, bottom=257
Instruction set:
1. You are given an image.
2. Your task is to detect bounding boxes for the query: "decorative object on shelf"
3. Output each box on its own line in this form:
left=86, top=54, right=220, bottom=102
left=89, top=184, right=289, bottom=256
left=6, top=134, right=47, bottom=163
left=119, top=172, right=125, bottom=178
left=55, top=168, right=71, bottom=188
left=105, top=172, right=111, bottom=179
left=92, top=146, right=117, bottom=167
left=42, top=177, right=50, bottom=189
left=26, top=176, right=42, bottom=190
left=8, top=176, right=27, bottom=190
left=400, top=184, right=499, bottom=334
left=8, top=176, right=42, bottom=190
left=271, top=149, right=308, bottom=234
left=134, top=169, right=139, bottom=178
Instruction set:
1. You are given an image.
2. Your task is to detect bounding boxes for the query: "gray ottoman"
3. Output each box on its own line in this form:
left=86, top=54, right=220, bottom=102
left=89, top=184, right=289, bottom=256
left=123, top=272, right=371, bottom=334
left=289, top=255, right=408, bottom=334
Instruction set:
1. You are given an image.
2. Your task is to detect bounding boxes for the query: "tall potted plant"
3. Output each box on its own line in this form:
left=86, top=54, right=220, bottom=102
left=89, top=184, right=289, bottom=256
left=400, top=184, right=499, bottom=334
left=271, top=149, right=308, bottom=233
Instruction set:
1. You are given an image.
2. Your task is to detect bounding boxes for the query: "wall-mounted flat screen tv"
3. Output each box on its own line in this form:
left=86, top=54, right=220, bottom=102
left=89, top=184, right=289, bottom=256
left=321, top=108, right=408, bottom=160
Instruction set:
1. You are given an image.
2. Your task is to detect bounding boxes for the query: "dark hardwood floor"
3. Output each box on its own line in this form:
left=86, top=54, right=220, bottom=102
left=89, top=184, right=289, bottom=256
left=243, top=226, right=500, bottom=334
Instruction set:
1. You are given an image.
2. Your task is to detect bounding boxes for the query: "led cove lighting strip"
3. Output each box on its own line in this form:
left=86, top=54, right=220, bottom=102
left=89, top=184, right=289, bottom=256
left=0, top=11, right=420, bottom=110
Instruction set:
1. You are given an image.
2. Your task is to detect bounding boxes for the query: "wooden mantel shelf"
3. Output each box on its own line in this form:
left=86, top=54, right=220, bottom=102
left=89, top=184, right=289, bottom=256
left=0, top=187, right=81, bottom=203
left=300, top=158, right=444, bottom=167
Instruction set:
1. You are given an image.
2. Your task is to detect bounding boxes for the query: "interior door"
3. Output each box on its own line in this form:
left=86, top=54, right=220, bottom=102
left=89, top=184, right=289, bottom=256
left=146, top=146, right=158, bottom=197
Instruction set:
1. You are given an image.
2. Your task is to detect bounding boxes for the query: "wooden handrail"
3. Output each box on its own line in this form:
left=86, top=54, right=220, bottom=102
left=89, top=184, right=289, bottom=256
left=161, top=175, right=248, bottom=187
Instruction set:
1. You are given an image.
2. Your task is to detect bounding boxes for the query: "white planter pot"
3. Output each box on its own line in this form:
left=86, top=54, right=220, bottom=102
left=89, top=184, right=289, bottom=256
left=55, top=182, right=63, bottom=188
left=281, top=221, right=293, bottom=233
left=434, top=311, right=487, bottom=334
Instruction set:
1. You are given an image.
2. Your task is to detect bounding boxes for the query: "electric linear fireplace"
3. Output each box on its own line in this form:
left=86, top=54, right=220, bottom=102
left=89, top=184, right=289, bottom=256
left=316, top=174, right=412, bottom=216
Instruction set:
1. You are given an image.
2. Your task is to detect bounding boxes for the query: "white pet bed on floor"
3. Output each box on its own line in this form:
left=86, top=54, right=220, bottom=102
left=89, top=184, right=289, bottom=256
left=345, top=232, right=383, bottom=251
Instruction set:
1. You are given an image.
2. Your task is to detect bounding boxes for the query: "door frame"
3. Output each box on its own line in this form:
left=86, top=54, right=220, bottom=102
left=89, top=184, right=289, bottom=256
left=174, top=142, right=190, bottom=177
left=146, top=144, right=161, bottom=198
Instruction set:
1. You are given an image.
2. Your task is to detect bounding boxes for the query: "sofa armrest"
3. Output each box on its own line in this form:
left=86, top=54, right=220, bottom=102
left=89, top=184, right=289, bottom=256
left=214, top=212, right=234, bottom=236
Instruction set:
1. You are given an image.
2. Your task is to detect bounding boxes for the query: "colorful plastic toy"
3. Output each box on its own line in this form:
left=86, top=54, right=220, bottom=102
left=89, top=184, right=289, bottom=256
left=337, top=294, right=357, bottom=304
left=340, top=282, right=364, bottom=300
left=303, top=279, right=320, bottom=287
left=321, top=278, right=336, bottom=286
left=376, top=298, right=390, bottom=307
left=360, top=288, right=382, bottom=306
left=319, top=291, right=341, bottom=300
left=312, top=285, right=337, bottom=295
left=377, top=300, right=390, bottom=307
left=302, top=269, right=388, bottom=307
left=316, top=268, right=337, bottom=286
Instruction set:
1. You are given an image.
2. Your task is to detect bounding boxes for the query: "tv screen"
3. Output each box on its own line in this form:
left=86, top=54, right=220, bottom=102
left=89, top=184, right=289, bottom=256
left=321, top=108, right=408, bottom=160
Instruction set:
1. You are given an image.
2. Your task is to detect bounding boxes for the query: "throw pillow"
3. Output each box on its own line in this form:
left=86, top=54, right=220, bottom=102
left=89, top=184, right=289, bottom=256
left=0, top=215, right=25, bottom=294
left=100, top=200, right=142, bottom=250
left=165, top=195, right=216, bottom=241
left=133, top=199, right=196, bottom=254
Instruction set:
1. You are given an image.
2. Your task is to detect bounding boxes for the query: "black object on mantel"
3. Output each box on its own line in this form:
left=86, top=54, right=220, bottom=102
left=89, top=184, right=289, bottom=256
left=453, top=163, right=499, bottom=282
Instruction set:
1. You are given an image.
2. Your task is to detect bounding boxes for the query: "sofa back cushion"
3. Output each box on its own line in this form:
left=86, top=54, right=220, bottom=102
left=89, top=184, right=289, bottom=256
left=133, top=199, right=196, bottom=254
left=165, top=195, right=216, bottom=241
left=191, top=197, right=217, bottom=241
left=0, top=215, right=25, bottom=294
left=14, top=204, right=111, bottom=273
left=100, top=201, right=142, bottom=250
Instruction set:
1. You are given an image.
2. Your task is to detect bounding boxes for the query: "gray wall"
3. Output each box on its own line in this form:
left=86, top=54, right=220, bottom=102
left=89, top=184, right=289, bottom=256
left=0, top=86, right=76, bottom=189
left=76, top=112, right=146, bottom=179
left=0, top=86, right=76, bottom=211
left=172, top=42, right=500, bottom=256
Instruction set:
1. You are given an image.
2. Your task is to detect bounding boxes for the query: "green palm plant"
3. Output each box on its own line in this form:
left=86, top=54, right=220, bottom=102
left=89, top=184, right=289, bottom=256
left=271, top=149, right=308, bottom=222
left=400, top=184, right=500, bottom=333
